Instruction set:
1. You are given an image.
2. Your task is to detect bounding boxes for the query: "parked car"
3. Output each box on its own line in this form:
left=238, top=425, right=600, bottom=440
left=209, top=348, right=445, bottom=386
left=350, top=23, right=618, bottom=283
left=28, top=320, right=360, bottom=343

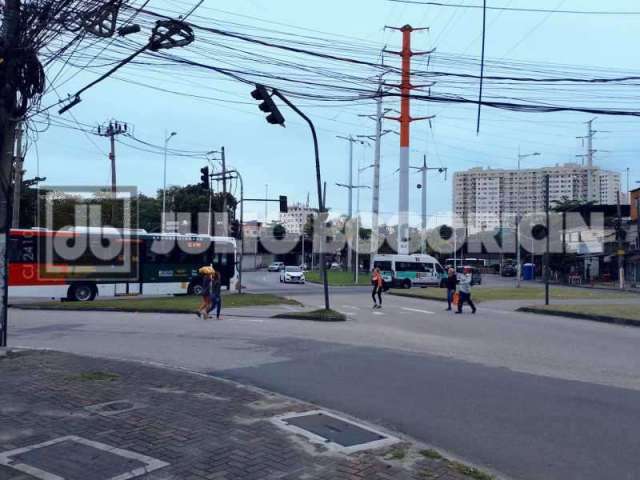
left=280, top=265, right=305, bottom=284
left=456, top=266, right=482, bottom=285
left=501, top=264, right=517, bottom=277
left=268, top=262, right=285, bottom=272
left=330, top=262, right=341, bottom=270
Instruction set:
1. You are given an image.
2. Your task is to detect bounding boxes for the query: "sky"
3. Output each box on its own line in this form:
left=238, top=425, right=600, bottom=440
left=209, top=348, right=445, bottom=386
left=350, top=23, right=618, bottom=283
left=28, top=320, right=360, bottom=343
left=26, top=0, right=640, bottom=227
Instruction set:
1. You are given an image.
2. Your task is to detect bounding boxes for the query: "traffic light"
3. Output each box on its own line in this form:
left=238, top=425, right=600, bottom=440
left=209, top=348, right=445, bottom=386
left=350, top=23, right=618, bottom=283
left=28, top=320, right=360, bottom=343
left=200, top=166, right=209, bottom=189
left=279, top=195, right=288, bottom=213
left=251, top=84, right=285, bottom=126
left=229, top=220, right=240, bottom=239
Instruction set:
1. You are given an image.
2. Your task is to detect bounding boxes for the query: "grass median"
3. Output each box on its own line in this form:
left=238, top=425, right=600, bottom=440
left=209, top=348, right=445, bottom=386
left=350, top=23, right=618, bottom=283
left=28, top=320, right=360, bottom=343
left=305, top=270, right=371, bottom=286
left=14, top=293, right=300, bottom=313
left=518, top=304, right=640, bottom=326
left=390, top=286, right=636, bottom=303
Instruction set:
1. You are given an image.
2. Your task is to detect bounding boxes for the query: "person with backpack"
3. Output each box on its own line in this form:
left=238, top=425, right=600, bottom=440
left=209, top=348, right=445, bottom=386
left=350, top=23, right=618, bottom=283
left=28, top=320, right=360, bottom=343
left=196, top=267, right=213, bottom=319
left=445, top=267, right=458, bottom=311
left=456, top=266, right=477, bottom=314
left=208, top=270, right=223, bottom=320
left=371, top=267, right=384, bottom=309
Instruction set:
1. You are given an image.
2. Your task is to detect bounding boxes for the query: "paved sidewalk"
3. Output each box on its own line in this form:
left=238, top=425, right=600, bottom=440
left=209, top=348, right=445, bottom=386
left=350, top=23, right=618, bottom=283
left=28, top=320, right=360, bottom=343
left=0, top=350, right=492, bottom=480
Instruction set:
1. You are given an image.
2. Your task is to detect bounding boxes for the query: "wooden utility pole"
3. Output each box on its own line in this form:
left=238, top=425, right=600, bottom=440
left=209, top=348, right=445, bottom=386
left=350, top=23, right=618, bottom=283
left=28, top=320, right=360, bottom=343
left=0, top=0, right=22, bottom=347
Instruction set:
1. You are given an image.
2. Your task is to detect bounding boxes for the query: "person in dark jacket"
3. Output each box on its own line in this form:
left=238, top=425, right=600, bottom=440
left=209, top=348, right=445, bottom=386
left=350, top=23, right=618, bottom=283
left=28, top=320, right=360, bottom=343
left=208, top=271, right=223, bottom=320
left=445, top=267, right=458, bottom=311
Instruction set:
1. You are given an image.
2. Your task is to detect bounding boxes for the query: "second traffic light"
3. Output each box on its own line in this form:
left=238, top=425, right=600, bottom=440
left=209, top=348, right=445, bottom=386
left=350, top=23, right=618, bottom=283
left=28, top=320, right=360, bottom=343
left=200, top=166, right=209, bottom=189
left=251, top=84, right=285, bottom=126
left=279, top=195, right=288, bottom=213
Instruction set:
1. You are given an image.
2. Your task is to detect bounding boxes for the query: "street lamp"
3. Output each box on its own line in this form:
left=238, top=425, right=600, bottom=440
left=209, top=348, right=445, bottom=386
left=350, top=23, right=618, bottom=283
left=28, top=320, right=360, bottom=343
left=161, top=131, right=177, bottom=233
left=516, top=150, right=541, bottom=287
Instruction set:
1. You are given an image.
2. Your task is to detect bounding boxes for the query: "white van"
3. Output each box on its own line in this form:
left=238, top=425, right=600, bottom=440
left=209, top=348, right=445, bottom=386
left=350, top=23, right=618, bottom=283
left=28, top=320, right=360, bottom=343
left=372, top=254, right=445, bottom=289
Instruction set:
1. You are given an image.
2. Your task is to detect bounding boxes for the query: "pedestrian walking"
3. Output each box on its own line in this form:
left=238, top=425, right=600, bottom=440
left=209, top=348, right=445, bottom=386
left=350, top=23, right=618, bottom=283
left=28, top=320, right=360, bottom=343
left=208, top=270, right=223, bottom=320
left=371, top=267, right=384, bottom=309
left=196, top=267, right=213, bottom=319
left=445, top=267, right=458, bottom=311
left=456, top=266, right=477, bottom=314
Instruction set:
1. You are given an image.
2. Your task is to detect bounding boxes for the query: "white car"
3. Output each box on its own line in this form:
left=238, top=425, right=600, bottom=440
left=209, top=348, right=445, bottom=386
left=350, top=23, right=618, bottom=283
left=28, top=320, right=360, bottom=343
left=280, top=266, right=305, bottom=284
left=268, top=262, right=285, bottom=272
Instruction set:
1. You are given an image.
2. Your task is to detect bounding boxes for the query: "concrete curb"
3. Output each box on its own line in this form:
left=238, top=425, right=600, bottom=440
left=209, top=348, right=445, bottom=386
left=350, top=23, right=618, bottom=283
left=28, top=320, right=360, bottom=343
left=516, top=306, right=640, bottom=328
left=9, top=304, right=298, bottom=319
left=271, top=311, right=347, bottom=322
left=389, top=291, right=450, bottom=303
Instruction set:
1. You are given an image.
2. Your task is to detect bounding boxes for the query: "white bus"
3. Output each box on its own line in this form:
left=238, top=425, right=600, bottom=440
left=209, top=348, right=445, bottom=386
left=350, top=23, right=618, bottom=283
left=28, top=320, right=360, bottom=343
left=372, top=254, right=445, bottom=289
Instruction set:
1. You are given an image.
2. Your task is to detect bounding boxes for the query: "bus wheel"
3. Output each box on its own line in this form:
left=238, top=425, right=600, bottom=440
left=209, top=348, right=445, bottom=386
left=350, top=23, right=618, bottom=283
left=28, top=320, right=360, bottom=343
left=401, top=279, right=412, bottom=289
left=68, top=283, right=96, bottom=302
left=188, top=282, right=204, bottom=296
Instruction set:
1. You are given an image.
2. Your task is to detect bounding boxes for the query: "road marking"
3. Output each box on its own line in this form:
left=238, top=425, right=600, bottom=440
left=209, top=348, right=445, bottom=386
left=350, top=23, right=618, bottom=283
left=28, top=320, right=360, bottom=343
left=372, top=311, right=385, bottom=316
left=401, top=307, right=435, bottom=315
left=341, top=305, right=360, bottom=310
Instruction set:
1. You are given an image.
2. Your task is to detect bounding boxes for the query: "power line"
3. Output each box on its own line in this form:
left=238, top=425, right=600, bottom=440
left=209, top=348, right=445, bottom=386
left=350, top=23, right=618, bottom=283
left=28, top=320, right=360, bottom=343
left=385, top=0, right=640, bottom=15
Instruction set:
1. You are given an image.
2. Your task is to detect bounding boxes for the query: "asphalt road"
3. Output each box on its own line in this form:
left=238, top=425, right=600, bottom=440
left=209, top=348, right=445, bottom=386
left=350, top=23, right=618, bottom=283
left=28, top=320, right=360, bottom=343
left=8, top=271, right=640, bottom=480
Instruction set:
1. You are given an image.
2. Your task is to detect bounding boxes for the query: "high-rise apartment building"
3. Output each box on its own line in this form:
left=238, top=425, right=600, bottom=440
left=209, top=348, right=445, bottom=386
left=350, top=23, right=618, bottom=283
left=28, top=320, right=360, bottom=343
left=453, top=164, right=621, bottom=231
left=279, top=203, right=318, bottom=234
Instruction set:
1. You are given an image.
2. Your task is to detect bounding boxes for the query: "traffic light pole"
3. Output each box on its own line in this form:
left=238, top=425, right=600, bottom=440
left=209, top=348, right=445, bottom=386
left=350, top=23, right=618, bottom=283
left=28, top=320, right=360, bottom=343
left=212, top=169, right=244, bottom=294
left=272, top=90, right=330, bottom=311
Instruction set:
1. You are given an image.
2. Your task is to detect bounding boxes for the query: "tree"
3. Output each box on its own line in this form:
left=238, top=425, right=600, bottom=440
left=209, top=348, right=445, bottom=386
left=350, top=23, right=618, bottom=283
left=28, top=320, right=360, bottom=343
left=552, top=196, right=596, bottom=212
left=272, top=223, right=286, bottom=240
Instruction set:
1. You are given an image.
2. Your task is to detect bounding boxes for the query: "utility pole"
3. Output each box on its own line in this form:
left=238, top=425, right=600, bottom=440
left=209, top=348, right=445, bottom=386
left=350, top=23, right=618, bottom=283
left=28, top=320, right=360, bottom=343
left=11, top=123, right=24, bottom=228
left=97, top=121, right=128, bottom=195
left=336, top=135, right=367, bottom=273
left=410, top=155, right=447, bottom=254
left=358, top=108, right=393, bottom=257
left=544, top=174, right=550, bottom=305
left=384, top=25, right=434, bottom=254
left=0, top=0, right=22, bottom=348
left=617, top=191, right=625, bottom=290
left=577, top=118, right=598, bottom=202
left=97, top=121, right=128, bottom=224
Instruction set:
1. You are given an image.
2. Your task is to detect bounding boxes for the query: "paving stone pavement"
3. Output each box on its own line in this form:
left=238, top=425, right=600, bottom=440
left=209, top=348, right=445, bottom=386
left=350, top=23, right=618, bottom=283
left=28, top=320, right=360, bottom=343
left=0, top=350, right=491, bottom=480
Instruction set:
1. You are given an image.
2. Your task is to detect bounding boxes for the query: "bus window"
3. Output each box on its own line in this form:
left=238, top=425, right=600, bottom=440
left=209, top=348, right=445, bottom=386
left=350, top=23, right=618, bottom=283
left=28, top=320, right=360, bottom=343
left=435, top=263, right=444, bottom=274
left=373, top=261, right=392, bottom=271
left=420, top=263, right=433, bottom=273
left=396, top=262, right=417, bottom=272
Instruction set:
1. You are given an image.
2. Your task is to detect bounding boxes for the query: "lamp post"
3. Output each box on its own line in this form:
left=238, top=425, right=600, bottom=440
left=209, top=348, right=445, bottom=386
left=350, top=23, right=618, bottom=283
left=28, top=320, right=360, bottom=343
left=161, top=130, right=177, bottom=232
left=516, top=149, right=541, bottom=287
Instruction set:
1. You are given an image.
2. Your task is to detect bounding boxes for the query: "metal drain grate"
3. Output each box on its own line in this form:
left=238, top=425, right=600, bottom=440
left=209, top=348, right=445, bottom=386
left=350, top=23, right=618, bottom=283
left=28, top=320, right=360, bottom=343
left=272, top=410, right=399, bottom=454
left=0, top=436, right=169, bottom=480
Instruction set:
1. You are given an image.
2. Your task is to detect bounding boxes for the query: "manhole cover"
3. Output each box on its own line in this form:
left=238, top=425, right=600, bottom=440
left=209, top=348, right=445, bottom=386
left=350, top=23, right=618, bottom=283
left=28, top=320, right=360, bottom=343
left=272, top=410, right=398, bottom=453
left=0, top=436, right=168, bottom=480
left=85, top=400, right=144, bottom=417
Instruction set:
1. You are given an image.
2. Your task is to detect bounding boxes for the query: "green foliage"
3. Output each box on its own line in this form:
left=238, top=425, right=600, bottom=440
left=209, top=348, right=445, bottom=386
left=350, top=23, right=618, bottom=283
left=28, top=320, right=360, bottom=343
left=420, top=449, right=443, bottom=460
left=16, top=185, right=238, bottom=234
